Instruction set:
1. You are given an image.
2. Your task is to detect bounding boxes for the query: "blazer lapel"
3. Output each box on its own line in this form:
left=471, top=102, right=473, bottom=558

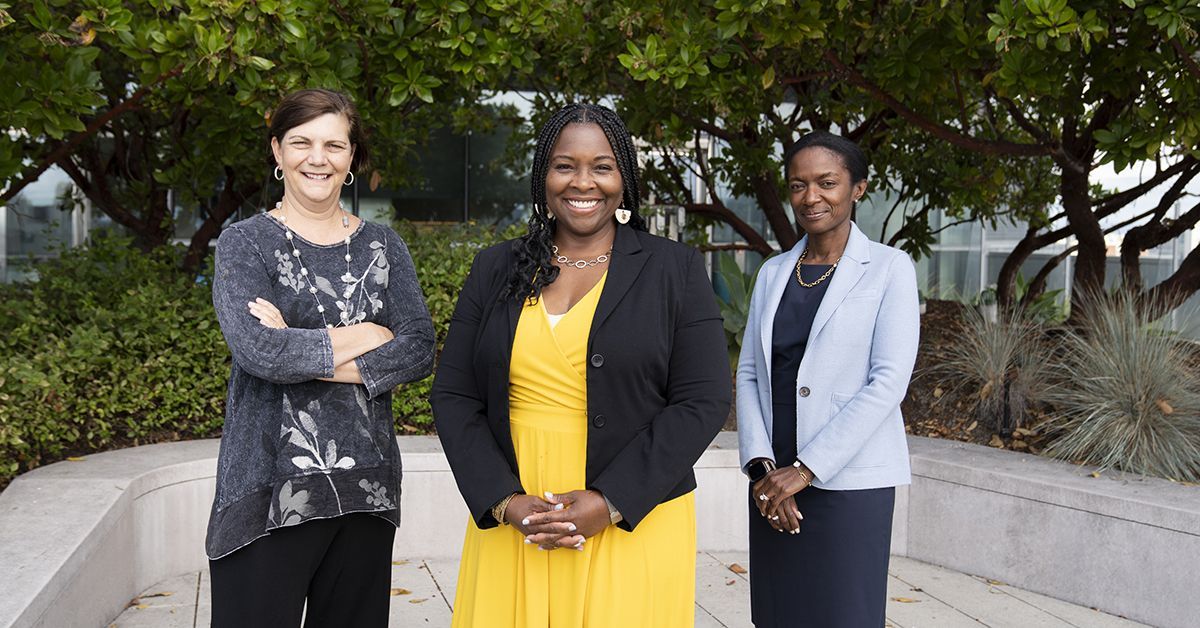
left=591, top=224, right=648, bottom=333
left=806, top=222, right=871, bottom=345
left=760, top=238, right=805, bottom=374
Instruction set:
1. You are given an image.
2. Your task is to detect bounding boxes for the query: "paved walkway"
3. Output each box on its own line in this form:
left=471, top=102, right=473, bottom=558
left=110, top=553, right=1146, bottom=627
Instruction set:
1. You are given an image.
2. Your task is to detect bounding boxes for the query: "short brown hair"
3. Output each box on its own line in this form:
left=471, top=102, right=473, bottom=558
left=267, top=88, right=369, bottom=172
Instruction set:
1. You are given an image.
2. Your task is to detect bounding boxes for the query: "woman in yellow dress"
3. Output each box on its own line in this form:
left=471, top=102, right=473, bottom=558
left=431, top=103, right=731, bottom=627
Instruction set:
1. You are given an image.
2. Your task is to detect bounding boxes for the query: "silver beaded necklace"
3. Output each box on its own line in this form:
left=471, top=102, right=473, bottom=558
left=270, top=201, right=357, bottom=329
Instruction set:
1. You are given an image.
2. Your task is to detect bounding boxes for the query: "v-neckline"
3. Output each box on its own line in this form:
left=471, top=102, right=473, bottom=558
left=541, top=271, right=608, bottom=319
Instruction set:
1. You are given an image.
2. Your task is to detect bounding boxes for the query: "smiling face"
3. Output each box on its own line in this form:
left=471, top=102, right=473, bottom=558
left=786, top=146, right=867, bottom=240
left=271, top=113, right=355, bottom=209
left=544, top=122, right=624, bottom=241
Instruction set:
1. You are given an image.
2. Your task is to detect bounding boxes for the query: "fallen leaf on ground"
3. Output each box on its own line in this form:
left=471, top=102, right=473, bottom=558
left=989, top=434, right=1005, bottom=448
left=728, top=563, right=747, bottom=574
left=1156, top=399, right=1174, bottom=415
left=390, top=588, right=411, bottom=596
left=1011, top=440, right=1028, bottom=449
left=67, top=456, right=87, bottom=462
left=966, top=421, right=978, bottom=432
left=392, top=560, right=409, bottom=565
left=140, top=591, right=173, bottom=598
left=1090, top=471, right=1102, bottom=478
left=890, top=597, right=920, bottom=603
left=409, top=598, right=427, bottom=604
left=134, top=604, right=149, bottom=610
left=726, top=579, right=736, bottom=585
left=986, top=579, right=1005, bottom=585
left=932, top=386, right=944, bottom=399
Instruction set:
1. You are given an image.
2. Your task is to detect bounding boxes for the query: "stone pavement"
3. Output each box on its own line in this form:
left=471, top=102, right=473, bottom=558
left=109, top=553, right=1146, bottom=628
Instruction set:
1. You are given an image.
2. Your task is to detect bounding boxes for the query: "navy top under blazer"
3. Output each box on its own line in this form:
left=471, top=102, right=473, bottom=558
left=431, top=224, right=732, bottom=531
left=737, top=222, right=920, bottom=489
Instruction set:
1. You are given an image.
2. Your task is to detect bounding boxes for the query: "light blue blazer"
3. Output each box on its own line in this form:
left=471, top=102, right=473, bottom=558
left=736, top=222, right=919, bottom=489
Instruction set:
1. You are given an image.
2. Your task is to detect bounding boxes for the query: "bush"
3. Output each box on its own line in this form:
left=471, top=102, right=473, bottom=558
left=923, top=305, right=1056, bottom=435
left=0, top=221, right=522, bottom=489
left=1043, top=293, right=1200, bottom=482
left=0, top=235, right=229, bottom=486
left=391, top=220, right=523, bottom=430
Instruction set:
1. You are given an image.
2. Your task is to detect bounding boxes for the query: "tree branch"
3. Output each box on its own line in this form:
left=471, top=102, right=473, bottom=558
left=0, top=63, right=185, bottom=206
left=823, top=50, right=1053, bottom=158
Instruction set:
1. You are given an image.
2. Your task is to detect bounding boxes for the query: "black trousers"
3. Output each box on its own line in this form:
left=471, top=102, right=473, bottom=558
left=209, top=512, right=396, bottom=628
left=748, top=485, right=895, bottom=628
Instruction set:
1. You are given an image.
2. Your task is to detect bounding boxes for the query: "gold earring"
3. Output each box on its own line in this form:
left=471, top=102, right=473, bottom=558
left=615, top=207, right=631, bottom=225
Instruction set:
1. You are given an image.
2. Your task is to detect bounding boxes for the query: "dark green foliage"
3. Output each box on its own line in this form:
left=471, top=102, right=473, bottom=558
left=391, top=221, right=523, bottom=431
left=0, top=221, right=521, bottom=488
left=0, top=235, right=228, bottom=486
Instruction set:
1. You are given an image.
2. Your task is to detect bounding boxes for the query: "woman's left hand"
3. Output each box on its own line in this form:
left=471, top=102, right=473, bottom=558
left=752, top=466, right=811, bottom=518
left=521, top=490, right=610, bottom=549
left=248, top=297, right=288, bottom=329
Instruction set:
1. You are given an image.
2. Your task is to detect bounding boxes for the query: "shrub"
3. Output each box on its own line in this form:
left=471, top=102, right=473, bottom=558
left=1042, top=293, right=1200, bottom=482
left=390, top=220, right=523, bottom=430
left=922, top=305, right=1056, bottom=435
left=0, top=235, right=229, bottom=486
left=0, top=221, right=521, bottom=489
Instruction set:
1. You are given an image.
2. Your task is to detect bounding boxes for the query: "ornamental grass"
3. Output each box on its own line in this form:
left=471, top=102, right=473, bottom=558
left=924, top=304, right=1056, bottom=435
left=1043, top=292, right=1200, bottom=482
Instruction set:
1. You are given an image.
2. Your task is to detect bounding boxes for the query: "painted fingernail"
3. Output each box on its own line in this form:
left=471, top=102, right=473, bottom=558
left=796, top=512, right=804, bottom=520
left=537, top=546, right=545, bottom=551
left=567, top=523, right=577, bottom=532
left=544, top=491, right=554, bottom=500
left=554, top=503, right=564, bottom=510
left=521, top=518, right=530, bottom=526
left=524, top=538, right=531, bottom=544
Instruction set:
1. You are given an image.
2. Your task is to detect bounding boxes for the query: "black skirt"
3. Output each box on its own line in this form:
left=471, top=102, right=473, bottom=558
left=748, top=484, right=895, bottom=628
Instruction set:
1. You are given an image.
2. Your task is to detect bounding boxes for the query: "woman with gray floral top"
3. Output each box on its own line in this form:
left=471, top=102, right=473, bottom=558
left=207, top=89, right=434, bottom=628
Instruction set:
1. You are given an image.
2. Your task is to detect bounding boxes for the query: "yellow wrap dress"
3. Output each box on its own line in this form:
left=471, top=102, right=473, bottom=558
left=450, top=273, right=697, bottom=627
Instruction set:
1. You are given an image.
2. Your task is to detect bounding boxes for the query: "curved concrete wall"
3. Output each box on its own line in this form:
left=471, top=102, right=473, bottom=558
left=0, top=434, right=1196, bottom=628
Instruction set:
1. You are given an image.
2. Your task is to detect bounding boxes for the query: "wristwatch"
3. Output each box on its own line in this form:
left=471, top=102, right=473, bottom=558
left=747, top=459, right=776, bottom=483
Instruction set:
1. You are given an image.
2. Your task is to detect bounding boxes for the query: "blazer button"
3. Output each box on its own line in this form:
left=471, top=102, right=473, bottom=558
left=798, top=386, right=811, bottom=398
left=592, top=414, right=607, bottom=428
left=590, top=353, right=605, bottom=368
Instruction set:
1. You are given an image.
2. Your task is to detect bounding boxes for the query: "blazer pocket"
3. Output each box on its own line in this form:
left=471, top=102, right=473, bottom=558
left=846, top=289, right=880, bottom=300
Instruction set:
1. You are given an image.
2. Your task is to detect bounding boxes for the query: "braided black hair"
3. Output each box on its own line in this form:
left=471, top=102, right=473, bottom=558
left=501, top=103, right=648, bottom=303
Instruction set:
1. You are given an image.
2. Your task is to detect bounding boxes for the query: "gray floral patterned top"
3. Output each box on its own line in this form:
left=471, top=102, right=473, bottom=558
left=206, top=213, right=434, bottom=559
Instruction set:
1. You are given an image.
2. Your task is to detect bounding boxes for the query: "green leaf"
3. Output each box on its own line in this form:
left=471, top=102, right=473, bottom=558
left=761, top=65, right=775, bottom=89
left=248, top=56, right=275, bottom=71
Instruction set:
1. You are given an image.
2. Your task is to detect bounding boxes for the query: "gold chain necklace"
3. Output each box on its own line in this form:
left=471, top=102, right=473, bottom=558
left=794, top=248, right=840, bottom=288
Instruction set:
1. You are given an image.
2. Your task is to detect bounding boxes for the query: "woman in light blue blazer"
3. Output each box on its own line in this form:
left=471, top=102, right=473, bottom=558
left=736, top=131, right=919, bottom=628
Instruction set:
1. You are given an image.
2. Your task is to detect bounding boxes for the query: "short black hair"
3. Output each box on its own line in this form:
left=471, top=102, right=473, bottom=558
left=783, top=130, right=868, bottom=183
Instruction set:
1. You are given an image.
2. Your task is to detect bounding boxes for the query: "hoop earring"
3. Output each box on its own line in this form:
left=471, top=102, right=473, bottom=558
left=615, top=206, right=631, bottom=225
left=537, top=203, right=553, bottom=220
left=273, top=166, right=283, bottom=181
left=343, top=171, right=354, bottom=186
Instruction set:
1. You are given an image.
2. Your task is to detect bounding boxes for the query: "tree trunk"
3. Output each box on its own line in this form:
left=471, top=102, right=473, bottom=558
left=1061, top=169, right=1106, bottom=321
left=183, top=171, right=261, bottom=273
left=750, top=172, right=797, bottom=251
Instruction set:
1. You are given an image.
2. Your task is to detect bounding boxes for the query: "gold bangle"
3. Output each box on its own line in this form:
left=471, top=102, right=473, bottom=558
left=491, top=493, right=518, bottom=525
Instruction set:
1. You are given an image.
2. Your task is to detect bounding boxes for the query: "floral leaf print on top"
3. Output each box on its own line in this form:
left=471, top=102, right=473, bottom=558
left=281, top=394, right=357, bottom=512
left=274, top=480, right=315, bottom=526
left=277, top=240, right=389, bottom=327
left=205, top=214, right=435, bottom=560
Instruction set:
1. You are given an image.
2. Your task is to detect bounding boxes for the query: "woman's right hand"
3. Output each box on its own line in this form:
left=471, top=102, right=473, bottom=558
left=506, top=494, right=584, bottom=550
left=765, top=494, right=803, bottom=535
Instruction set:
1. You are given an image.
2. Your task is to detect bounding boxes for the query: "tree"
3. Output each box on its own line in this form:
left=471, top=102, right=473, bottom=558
left=519, top=1, right=1200, bottom=320
left=0, top=0, right=545, bottom=270
left=517, top=1, right=1056, bottom=262
left=824, top=0, right=1200, bottom=314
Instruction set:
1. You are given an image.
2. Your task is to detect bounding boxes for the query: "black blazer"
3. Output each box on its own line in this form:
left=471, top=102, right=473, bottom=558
left=431, top=224, right=732, bottom=531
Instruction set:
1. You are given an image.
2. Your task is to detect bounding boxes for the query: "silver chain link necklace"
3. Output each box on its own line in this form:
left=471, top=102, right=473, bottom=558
left=552, top=245, right=612, bottom=269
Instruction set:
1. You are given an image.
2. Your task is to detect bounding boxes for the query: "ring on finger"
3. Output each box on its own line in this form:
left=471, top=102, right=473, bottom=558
left=771, top=515, right=779, bottom=521
left=758, top=493, right=769, bottom=501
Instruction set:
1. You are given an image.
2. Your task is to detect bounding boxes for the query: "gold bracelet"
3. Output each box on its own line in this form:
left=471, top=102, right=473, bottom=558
left=792, top=461, right=814, bottom=486
left=491, top=493, right=518, bottom=525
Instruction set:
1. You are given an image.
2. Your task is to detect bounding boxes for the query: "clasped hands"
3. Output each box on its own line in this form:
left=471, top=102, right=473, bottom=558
left=752, top=466, right=810, bottom=535
left=506, top=490, right=610, bottom=551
